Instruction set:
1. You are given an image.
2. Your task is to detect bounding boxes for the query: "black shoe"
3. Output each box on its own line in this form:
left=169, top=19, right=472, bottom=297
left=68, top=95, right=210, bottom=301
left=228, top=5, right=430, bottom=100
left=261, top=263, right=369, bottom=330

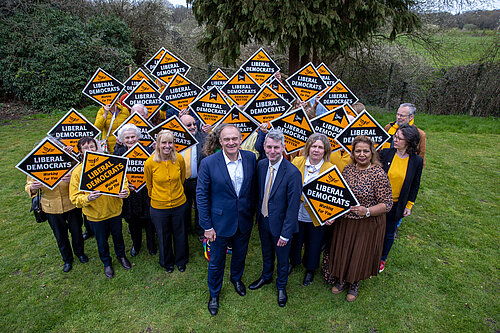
left=104, top=265, right=114, bottom=278
left=177, top=265, right=186, bottom=272
left=231, top=280, right=246, bottom=296
left=62, top=263, right=72, bottom=273
left=208, top=296, right=219, bottom=316
left=166, top=266, right=174, bottom=273
left=78, top=254, right=89, bottom=263
left=130, top=247, right=139, bottom=257
left=82, top=231, right=94, bottom=240
left=278, top=289, right=288, bottom=307
left=248, top=278, right=272, bottom=290
left=303, top=271, right=314, bottom=286
left=117, top=256, right=131, bottom=270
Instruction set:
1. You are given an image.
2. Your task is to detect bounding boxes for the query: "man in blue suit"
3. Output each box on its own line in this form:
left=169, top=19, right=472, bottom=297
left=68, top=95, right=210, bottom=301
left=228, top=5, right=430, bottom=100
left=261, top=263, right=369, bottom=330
left=248, top=129, right=302, bottom=307
left=196, top=124, right=256, bottom=316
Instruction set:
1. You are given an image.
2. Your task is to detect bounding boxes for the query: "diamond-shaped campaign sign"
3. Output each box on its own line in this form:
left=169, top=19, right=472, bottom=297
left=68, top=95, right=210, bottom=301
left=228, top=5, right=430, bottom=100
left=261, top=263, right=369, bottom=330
left=123, top=68, right=159, bottom=93
left=79, top=151, right=128, bottom=197
left=202, top=68, right=229, bottom=91
left=335, top=110, right=391, bottom=154
left=189, top=87, right=230, bottom=126
left=343, top=103, right=358, bottom=118
left=221, top=69, right=260, bottom=106
left=151, top=49, right=190, bottom=85
left=160, top=73, right=202, bottom=112
left=144, top=47, right=166, bottom=73
left=267, top=78, right=295, bottom=104
left=16, top=137, right=80, bottom=190
left=244, top=85, right=291, bottom=125
left=112, top=112, right=154, bottom=148
left=310, top=106, right=351, bottom=153
left=216, top=107, right=259, bottom=145
left=319, top=80, right=359, bottom=110
left=286, top=62, right=327, bottom=102
left=47, top=108, right=101, bottom=154
left=123, top=79, right=164, bottom=120
left=148, top=115, right=198, bottom=153
left=122, top=143, right=151, bottom=192
left=269, top=107, right=314, bottom=155
left=240, top=48, right=280, bottom=86
left=302, top=165, right=359, bottom=225
left=316, top=63, right=338, bottom=87
left=82, top=68, right=124, bottom=106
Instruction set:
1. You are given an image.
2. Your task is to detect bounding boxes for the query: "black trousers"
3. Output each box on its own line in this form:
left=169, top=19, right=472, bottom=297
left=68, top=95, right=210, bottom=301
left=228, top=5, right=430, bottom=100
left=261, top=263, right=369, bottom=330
left=150, top=203, right=187, bottom=268
left=88, top=216, right=125, bottom=267
left=46, top=208, right=84, bottom=264
left=183, top=178, right=204, bottom=237
left=126, top=217, right=156, bottom=253
left=290, top=221, right=325, bottom=271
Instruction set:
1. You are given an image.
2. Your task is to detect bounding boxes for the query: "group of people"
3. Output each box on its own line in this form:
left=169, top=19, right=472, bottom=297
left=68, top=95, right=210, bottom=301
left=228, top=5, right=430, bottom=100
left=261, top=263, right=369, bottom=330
left=25, top=100, right=426, bottom=315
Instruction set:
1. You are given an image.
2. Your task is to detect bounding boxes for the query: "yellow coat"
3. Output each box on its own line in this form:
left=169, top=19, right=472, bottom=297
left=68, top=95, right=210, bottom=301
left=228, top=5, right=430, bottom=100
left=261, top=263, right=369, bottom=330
left=94, top=104, right=130, bottom=153
left=292, top=156, right=334, bottom=227
left=69, top=164, right=129, bottom=222
left=25, top=176, right=75, bottom=214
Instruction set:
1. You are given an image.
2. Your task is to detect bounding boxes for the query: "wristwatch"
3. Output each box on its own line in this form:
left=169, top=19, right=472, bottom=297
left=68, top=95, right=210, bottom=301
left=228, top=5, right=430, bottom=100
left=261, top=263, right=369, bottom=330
left=365, top=207, right=371, bottom=217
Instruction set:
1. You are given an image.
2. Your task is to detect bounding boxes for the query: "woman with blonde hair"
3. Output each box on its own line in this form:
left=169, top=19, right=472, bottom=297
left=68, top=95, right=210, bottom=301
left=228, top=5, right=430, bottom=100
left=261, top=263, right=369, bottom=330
left=144, top=130, right=187, bottom=273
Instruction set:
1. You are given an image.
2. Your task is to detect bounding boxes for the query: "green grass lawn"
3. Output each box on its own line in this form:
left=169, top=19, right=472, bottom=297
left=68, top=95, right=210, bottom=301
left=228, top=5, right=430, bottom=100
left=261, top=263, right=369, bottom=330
left=0, top=109, right=498, bottom=332
left=396, top=28, right=499, bottom=68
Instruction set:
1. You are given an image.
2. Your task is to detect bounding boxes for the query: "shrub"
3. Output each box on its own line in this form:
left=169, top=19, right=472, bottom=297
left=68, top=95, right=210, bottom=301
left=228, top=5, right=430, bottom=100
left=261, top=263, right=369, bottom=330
left=0, top=4, right=135, bottom=112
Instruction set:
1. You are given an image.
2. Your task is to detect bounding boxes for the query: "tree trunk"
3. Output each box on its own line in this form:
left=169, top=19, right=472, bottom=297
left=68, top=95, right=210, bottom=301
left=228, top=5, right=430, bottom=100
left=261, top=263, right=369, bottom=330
left=469, top=63, right=484, bottom=116
left=385, top=62, right=394, bottom=110
left=288, top=40, right=300, bottom=76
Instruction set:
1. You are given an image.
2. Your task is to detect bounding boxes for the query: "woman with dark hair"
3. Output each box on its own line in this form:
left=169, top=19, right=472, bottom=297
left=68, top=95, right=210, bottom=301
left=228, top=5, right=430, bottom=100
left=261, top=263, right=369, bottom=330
left=114, top=124, right=157, bottom=257
left=324, top=135, right=393, bottom=302
left=378, top=124, right=423, bottom=273
left=69, top=136, right=131, bottom=278
left=144, top=130, right=187, bottom=273
left=289, top=133, right=333, bottom=286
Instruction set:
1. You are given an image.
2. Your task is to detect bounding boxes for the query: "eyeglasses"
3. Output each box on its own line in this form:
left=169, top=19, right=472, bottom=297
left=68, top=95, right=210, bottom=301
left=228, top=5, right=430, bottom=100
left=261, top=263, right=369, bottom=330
left=393, top=135, right=405, bottom=141
left=396, top=113, right=409, bottom=118
left=185, top=122, right=196, bottom=127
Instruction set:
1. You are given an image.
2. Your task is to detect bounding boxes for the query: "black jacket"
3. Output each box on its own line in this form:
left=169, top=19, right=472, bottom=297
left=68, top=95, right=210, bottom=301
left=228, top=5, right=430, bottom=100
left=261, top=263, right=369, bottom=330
left=379, top=148, right=423, bottom=220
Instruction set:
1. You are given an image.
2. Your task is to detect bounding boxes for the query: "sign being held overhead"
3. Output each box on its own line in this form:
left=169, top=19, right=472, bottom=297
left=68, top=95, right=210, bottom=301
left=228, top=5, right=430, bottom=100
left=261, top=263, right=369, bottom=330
left=244, top=85, right=291, bottom=125
left=123, top=79, right=164, bottom=120
left=151, top=49, right=190, bottom=85
left=144, top=47, right=166, bottom=73
left=316, top=63, right=338, bottom=87
left=112, top=112, right=154, bottom=148
left=310, top=106, right=351, bottom=153
left=79, top=151, right=128, bottom=196
left=240, top=48, right=280, bottom=86
left=335, top=110, right=390, bottom=153
left=123, top=68, right=158, bottom=93
left=286, top=62, right=327, bottom=102
left=148, top=116, right=198, bottom=153
left=267, top=78, right=295, bottom=104
left=202, top=68, right=229, bottom=91
left=122, top=143, right=150, bottom=192
left=47, top=108, right=101, bottom=154
left=159, top=73, right=202, bottom=112
left=319, top=80, right=359, bottom=110
left=189, top=87, right=230, bottom=126
left=16, top=137, right=80, bottom=190
left=82, top=68, right=124, bottom=106
left=221, top=69, right=260, bottom=106
left=302, top=165, right=359, bottom=225
left=217, top=107, right=259, bottom=145
left=269, top=107, right=314, bottom=155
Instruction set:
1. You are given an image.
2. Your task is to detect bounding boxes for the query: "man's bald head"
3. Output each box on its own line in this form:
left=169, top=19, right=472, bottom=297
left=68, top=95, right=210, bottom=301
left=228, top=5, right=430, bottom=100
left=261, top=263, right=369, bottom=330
left=131, top=104, right=148, bottom=118
left=181, top=114, right=197, bottom=134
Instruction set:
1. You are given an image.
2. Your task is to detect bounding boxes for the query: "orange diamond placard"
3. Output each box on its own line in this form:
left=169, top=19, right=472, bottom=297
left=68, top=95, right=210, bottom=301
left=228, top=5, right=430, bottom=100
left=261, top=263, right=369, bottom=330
left=286, top=62, right=327, bottom=102
left=82, top=68, right=124, bottom=106
left=79, top=151, right=128, bottom=196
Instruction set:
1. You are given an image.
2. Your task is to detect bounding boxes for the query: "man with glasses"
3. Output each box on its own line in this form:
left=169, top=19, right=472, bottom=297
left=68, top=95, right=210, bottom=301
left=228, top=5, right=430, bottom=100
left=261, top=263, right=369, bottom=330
left=180, top=114, right=207, bottom=242
left=384, top=103, right=427, bottom=167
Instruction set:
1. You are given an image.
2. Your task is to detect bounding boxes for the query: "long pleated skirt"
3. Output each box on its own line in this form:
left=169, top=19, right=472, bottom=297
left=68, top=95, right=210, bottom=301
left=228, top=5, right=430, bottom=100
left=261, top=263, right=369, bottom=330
left=326, top=214, right=386, bottom=284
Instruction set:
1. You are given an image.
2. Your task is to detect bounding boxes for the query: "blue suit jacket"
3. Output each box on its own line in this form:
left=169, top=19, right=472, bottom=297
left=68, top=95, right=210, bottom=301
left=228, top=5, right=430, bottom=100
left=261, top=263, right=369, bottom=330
left=196, top=150, right=257, bottom=237
left=257, top=158, right=302, bottom=239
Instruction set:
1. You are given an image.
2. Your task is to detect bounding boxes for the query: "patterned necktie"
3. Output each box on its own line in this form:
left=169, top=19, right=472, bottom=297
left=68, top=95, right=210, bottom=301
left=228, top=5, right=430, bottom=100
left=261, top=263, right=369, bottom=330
left=261, top=166, right=274, bottom=217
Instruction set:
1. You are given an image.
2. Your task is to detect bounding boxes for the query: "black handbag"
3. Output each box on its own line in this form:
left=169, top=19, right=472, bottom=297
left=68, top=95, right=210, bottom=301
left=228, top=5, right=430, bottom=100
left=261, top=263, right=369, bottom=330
left=30, top=189, right=47, bottom=223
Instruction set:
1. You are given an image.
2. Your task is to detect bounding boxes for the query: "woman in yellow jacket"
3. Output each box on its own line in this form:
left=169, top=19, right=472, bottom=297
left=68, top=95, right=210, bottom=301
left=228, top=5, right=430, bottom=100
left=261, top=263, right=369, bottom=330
left=144, top=130, right=188, bottom=273
left=25, top=152, right=87, bottom=273
left=69, top=137, right=130, bottom=279
left=94, top=101, right=130, bottom=154
left=289, top=133, right=334, bottom=286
